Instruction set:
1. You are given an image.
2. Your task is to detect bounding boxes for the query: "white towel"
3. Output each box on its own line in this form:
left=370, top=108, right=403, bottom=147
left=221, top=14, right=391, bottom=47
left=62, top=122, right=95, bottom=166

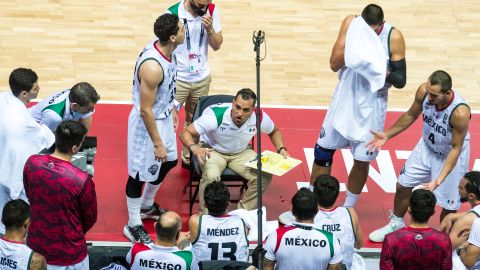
left=345, top=16, right=387, bottom=92
left=228, top=207, right=278, bottom=242
left=330, top=16, right=388, bottom=142
left=0, top=92, right=55, bottom=198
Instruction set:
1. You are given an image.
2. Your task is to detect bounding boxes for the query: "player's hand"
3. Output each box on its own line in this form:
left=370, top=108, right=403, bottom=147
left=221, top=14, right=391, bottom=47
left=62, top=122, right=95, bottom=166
left=367, top=130, right=388, bottom=152
left=201, top=14, right=214, bottom=33
left=422, top=179, right=441, bottom=191
left=154, top=144, right=167, bottom=162
left=172, top=108, right=179, bottom=132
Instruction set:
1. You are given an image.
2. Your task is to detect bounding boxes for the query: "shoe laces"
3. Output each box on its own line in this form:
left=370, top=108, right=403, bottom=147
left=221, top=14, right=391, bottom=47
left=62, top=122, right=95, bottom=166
left=133, top=225, right=152, bottom=243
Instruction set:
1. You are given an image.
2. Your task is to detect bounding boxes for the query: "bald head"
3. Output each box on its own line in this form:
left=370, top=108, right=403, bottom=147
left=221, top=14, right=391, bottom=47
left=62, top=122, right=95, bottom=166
left=155, top=211, right=181, bottom=242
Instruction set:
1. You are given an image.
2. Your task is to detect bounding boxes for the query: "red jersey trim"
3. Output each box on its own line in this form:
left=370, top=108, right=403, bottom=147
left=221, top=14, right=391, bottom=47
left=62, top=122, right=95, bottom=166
left=153, top=42, right=172, bottom=63
left=130, top=242, right=151, bottom=266
left=1, top=237, right=24, bottom=245
left=274, top=226, right=295, bottom=254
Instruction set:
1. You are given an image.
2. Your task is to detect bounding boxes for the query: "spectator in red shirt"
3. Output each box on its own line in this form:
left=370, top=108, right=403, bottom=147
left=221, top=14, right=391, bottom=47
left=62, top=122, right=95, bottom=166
left=23, top=120, right=97, bottom=269
left=380, top=189, right=452, bottom=270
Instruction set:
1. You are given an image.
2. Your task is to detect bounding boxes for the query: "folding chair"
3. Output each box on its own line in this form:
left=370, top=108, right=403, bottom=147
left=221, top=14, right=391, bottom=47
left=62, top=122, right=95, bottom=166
left=183, top=95, right=249, bottom=215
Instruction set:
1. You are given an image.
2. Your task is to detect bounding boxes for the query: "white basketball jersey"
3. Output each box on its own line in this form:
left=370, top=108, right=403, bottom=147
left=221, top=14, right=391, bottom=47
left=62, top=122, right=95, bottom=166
left=422, top=91, right=470, bottom=158
left=467, top=218, right=480, bottom=269
left=265, top=223, right=343, bottom=270
left=315, top=207, right=355, bottom=269
left=0, top=238, right=33, bottom=269
left=469, top=205, right=480, bottom=217
left=191, top=214, right=249, bottom=262
left=127, top=242, right=196, bottom=270
left=132, top=39, right=177, bottom=119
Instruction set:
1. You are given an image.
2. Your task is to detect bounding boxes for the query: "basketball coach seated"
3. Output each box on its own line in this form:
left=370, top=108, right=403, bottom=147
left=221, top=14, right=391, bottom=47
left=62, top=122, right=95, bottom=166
left=179, top=88, right=288, bottom=214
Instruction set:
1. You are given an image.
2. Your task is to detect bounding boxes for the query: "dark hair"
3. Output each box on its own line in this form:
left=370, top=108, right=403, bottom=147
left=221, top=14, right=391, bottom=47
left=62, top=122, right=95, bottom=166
left=55, top=121, right=88, bottom=154
left=361, top=4, right=384, bottom=25
left=9, top=68, right=38, bottom=97
left=292, top=188, right=318, bottom=221
left=155, top=212, right=181, bottom=242
left=204, top=182, right=230, bottom=215
left=69, top=82, right=100, bottom=106
left=235, top=88, right=257, bottom=106
left=2, top=199, right=30, bottom=231
left=464, top=171, right=480, bottom=199
left=154, top=14, right=180, bottom=45
left=313, top=175, right=340, bottom=208
left=428, top=70, right=452, bottom=93
left=410, top=189, right=436, bottom=223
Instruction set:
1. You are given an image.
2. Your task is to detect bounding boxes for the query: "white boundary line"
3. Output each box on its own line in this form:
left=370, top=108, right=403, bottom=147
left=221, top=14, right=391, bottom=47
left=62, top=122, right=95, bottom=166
left=91, top=100, right=480, bottom=114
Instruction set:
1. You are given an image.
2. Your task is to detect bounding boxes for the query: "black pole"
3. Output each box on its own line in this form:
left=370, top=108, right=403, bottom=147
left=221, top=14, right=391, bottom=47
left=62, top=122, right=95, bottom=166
left=253, top=30, right=265, bottom=270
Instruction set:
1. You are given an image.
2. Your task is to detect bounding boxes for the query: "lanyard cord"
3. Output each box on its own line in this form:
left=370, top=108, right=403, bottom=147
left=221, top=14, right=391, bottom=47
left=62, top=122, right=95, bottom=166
left=183, top=19, right=205, bottom=51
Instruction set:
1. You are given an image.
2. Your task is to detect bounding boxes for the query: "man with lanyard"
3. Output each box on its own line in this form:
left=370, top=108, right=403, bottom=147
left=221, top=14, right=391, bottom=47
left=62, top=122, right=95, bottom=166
left=264, top=188, right=343, bottom=270
left=166, top=0, right=223, bottom=167
left=29, top=82, right=100, bottom=132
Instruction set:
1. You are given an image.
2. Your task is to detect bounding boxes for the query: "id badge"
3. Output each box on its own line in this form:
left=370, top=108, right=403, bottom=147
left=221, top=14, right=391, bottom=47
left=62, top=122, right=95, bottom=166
left=188, top=52, right=203, bottom=74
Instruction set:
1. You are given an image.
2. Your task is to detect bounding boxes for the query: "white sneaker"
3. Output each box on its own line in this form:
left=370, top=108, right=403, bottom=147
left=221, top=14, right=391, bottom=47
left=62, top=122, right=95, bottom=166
left=369, top=211, right=404, bottom=242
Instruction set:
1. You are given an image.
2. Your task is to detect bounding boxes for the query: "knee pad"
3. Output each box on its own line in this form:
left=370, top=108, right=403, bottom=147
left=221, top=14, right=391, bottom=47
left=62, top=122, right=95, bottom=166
left=151, top=160, right=178, bottom=185
left=313, top=144, right=335, bottom=167
left=125, top=174, right=144, bottom=198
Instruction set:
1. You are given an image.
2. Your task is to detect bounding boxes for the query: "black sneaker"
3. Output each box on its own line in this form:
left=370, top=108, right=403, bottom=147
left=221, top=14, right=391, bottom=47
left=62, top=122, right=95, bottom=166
left=123, top=224, right=152, bottom=244
left=140, top=203, right=166, bottom=220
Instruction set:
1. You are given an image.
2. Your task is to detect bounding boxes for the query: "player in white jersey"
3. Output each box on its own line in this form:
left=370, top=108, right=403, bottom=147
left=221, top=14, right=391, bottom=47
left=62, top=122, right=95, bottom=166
left=311, top=4, right=407, bottom=209
left=265, top=188, right=342, bottom=270
left=458, top=218, right=480, bottom=269
left=189, top=182, right=249, bottom=263
left=127, top=211, right=198, bottom=270
left=278, top=175, right=363, bottom=269
left=0, top=199, right=46, bottom=270
left=369, top=70, right=471, bottom=242
left=29, top=82, right=100, bottom=131
left=124, top=13, right=185, bottom=244
left=180, top=88, right=288, bottom=213
left=439, top=172, right=480, bottom=250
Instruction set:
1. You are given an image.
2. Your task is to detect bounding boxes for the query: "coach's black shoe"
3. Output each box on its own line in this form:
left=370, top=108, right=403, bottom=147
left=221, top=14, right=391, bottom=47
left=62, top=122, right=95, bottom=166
left=123, top=224, right=152, bottom=244
left=140, top=202, right=166, bottom=220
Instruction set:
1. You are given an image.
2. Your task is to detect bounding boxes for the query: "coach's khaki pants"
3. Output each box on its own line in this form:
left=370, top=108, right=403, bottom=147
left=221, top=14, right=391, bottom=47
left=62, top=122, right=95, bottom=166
left=176, top=75, right=211, bottom=164
left=198, top=148, right=272, bottom=214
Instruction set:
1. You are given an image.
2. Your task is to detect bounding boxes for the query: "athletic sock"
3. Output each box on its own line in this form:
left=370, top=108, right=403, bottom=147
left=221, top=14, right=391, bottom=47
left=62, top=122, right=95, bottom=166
left=344, top=190, right=360, bottom=208
left=126, top=196, right=142, bottom=227
left=390, top=214, right=405, bottom=228
left=141, top=183, right=161, bottom=210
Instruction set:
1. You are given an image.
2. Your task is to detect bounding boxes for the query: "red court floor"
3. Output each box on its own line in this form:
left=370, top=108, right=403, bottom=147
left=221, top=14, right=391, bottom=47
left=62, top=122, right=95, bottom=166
left=85, top=103, right=480, bottom=249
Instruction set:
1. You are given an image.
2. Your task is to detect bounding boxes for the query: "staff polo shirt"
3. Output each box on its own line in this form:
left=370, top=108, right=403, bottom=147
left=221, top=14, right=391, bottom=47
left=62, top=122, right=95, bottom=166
left=193, top=103, right=274, bottom=154
left=29, top=89, right=94, bottom=131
